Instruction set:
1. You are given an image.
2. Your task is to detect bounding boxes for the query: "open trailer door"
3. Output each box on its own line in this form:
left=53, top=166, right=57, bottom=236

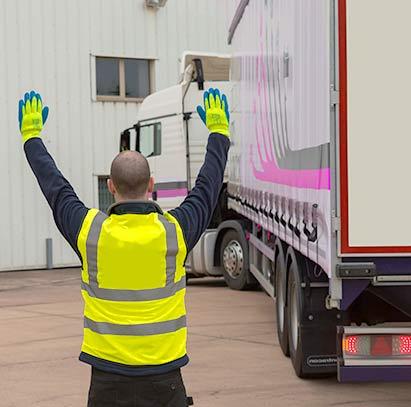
left=339, top=0, right=411, bottom=256
left=334, top=0, right=411, bottom=382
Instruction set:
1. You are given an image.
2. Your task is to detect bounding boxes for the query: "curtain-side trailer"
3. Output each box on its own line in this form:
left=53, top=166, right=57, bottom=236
left=224, top=0, right=411, bottom=381
left=120, top=0, right=411, bottom=381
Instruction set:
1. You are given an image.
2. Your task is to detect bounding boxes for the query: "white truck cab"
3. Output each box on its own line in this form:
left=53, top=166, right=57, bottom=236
left=120, top=52, right=231, bottom=277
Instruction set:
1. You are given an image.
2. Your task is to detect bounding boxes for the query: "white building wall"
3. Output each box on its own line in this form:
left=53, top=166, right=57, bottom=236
left=0, top=0, right=230, bottom=271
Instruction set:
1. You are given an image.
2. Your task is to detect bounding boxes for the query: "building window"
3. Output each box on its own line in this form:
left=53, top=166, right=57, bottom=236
left=98, top=176, right=115, bottom=213
left=137, top=122, right=162, bottom=157
left=96, top=57, right=152, bottom=102
left=96, top=58, right=120, bottom=97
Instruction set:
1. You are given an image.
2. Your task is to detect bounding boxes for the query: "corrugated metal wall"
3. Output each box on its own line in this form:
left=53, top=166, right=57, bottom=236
left=0, top=0, right=230, bottom=271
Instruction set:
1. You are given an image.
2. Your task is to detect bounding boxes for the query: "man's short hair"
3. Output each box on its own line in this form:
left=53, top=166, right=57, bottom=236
left=110, top=151, right=150, bottom=198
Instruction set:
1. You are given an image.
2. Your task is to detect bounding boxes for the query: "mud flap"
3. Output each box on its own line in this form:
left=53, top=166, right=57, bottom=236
left=299, top=324, right=338, bottom=375
left=299, top=285, right=348, bottom=377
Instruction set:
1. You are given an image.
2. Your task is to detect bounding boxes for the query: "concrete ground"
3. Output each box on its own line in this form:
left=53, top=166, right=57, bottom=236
left=0, top=269, right=410, bottom=407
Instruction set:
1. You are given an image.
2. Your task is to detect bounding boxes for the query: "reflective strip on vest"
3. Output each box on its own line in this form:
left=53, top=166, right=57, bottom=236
left=81, top=276, right=186, bottom=302
left=157, top=215, right=178, bottom=286
left=84, top=315, right=187, bottom=336
left=86, top=211, right=108, bottom=286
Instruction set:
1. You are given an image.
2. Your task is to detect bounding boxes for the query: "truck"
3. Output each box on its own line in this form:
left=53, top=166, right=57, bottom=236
left=120, top=0, right=411, bottom=382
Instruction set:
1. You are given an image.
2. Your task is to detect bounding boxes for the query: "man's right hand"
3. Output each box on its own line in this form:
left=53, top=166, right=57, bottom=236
left=18, top=91, right=49, bottom=143
left=196, top=88, right=230, bottom=137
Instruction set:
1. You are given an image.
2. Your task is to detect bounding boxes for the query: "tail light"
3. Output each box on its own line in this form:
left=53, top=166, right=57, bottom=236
left=394, top=335, right=411, bottom=355
left=343, top=335, right=411, bottom=357
left=340, top=328, right=411, bottom=366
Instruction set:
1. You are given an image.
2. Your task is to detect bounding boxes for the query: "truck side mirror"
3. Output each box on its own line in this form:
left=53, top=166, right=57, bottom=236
left=193, top=58, right=204, bottom=90
left=120, top=130, right=131, bottom=152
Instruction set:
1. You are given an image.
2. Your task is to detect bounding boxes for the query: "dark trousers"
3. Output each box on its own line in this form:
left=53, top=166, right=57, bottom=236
left=88, top=367, right=189, bottom=407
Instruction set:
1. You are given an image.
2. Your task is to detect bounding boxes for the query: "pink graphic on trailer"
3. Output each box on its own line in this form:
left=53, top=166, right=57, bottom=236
left=249, top=10, right=331, bottom=191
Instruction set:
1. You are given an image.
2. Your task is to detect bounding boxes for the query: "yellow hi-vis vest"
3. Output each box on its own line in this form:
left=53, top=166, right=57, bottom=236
left=77, top=207, right=187, bottom=367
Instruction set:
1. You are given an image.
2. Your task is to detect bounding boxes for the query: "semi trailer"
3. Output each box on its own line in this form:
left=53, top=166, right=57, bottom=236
left=120, top=0, right=411, bottom=382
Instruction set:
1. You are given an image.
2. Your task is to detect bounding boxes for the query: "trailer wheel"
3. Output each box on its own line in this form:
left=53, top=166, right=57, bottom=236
left=275, top=252, right=289, bottom=357
left=220, top=229, right=253, bottom=290
left=287, top=260, right=305, bottom=377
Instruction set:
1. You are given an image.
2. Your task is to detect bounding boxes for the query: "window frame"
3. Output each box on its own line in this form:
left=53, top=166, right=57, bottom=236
left=136, top=122, right=162, bottom=158
left=95, top=56, right=154, bottom=103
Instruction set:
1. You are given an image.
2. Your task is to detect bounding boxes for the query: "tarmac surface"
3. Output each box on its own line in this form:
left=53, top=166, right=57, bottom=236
left=0, top=268, right=410, bottom=407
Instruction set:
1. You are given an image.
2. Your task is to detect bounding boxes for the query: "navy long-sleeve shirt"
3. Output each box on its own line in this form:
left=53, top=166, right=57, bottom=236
left=24, top=132, right=230, bottom=259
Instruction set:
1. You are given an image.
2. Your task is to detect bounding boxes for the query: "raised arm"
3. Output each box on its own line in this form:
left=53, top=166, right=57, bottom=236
left=19, top=91, right=88, bottom=256
left=169, top=88, right=230, bottom=252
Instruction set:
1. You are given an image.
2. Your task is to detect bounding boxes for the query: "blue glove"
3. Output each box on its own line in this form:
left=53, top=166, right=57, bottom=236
left=18, top=90, right=49, bottom=143
left=196, top=88, right=230, bottom=137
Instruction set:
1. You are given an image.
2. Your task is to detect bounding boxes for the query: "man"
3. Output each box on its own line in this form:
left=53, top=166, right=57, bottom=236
left=18, top=88, right=230, bottom=406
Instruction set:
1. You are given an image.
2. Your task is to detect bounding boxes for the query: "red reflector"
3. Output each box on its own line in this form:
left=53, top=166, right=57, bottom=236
left=398, top=335, right=411, bottom=355
left=343, top=335, right=359, bottom=354
left=371, top=336, right=392, bottom=356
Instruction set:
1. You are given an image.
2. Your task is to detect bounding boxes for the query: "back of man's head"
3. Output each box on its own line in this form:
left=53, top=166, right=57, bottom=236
left=110, top=151, right=151, bottom=199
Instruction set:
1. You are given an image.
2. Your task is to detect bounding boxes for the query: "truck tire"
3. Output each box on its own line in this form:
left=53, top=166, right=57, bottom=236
left=220, top=229, right=254, bottom=290
left=287, top=261, right=305, bottom=377
left=275, top=252, right=289, bottom=357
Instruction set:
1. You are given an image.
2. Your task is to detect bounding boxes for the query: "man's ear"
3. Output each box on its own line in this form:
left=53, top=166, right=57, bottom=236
left=107, top=178, right=116, bottom=196
left=147, top=176, right=155, bottom=193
